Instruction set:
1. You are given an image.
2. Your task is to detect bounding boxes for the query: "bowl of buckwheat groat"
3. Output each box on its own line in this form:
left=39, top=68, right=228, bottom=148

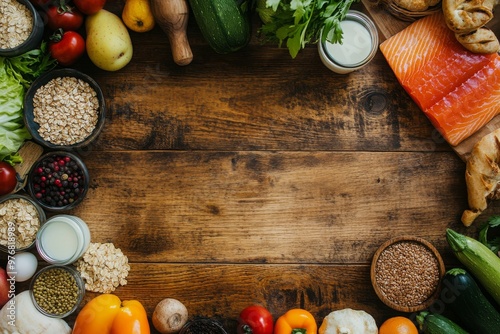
left=0, top=0, right=44, bottom=57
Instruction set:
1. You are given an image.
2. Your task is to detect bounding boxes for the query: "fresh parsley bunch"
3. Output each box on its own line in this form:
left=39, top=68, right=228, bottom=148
left=479, top=215, right=500, bottom=254
left=256, top=0, right=358, bottom=58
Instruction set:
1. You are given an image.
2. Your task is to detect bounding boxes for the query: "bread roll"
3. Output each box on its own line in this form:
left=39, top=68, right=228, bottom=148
left=462, top=129, right=500, bottom=226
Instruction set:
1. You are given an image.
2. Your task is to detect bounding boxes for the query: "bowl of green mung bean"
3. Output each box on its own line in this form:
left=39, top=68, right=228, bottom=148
left=29, top=265, right=85, bottom=318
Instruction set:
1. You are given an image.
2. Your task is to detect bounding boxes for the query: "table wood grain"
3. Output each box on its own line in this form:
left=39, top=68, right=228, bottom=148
left=13, top=1, right=500, bottom=332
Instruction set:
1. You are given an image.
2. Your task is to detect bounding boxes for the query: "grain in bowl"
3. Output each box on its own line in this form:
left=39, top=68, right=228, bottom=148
left=370, top=236, right=445, bottom=312
left=0, top=194, right=46, bottom=251
left=0, top=0, right=44, bottom=57
left=24, top=68, right=106, bottom=149
left=0, top=0, right=33, bottom=49
left=33, top=76, right=99, bottom=146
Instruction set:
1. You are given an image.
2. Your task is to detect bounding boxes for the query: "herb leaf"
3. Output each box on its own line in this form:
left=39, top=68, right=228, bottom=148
left=256, top=0, right=358, bottom=58
left=479, top=215, right=500, bottom=254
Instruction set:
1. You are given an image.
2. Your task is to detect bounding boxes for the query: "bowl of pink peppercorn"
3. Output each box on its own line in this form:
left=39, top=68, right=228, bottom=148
left=27, top=151, right=89, bottom=212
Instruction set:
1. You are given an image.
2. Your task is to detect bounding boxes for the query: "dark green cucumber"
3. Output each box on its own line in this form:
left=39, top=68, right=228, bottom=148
left=442, top=268, right=500, bottom=334
left=416, top=312, right=468, bottom=334
left=188, top=0, right=251, bottom=54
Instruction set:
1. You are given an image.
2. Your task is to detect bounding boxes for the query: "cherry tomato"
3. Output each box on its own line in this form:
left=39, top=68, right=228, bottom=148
left=0, top=162, right=17, bottom=196
left=49, top=30, right=85, bottom=66
left=237, top=305, right=274, bottom=334
left=72, top=0, right=106, bottom=15
left=46, top=4, right=84, bottom=31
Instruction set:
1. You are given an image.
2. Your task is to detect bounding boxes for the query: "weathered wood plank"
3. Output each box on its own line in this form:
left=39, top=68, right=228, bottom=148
left=64, top=150, right=478, bottom=267
left=70, top=4, right=451, bottom=154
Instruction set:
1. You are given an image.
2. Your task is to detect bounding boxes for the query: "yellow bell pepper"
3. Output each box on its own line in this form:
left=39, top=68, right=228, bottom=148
left=72, top=294, right=150, bottom=334
left=274, top=308, right=317, bottom=334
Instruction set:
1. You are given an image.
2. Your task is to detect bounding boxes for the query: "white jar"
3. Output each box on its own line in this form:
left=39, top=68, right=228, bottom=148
left=36, top=214, right=91, bottom=265
left=318, top=10, right=379, bottom=74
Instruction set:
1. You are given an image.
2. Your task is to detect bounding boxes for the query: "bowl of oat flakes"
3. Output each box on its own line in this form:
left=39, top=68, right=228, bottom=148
left=23, top=68, right=106, bottom=150
left=0, top=0, right=44, bottom=57
left=0, top=194, right=46, bottom=252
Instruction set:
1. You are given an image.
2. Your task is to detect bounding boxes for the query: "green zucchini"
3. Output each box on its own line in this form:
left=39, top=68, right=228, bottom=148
left=188, top=0, right=251, bottom=54
left=446, top=229, right=500, bottom=306
left=442, top=268, right=500, bottom=334
left=416, top=312, right=468, bottom=334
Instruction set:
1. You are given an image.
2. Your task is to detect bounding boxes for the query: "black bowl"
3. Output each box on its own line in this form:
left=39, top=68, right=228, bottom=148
left=27, top=151, right=90, bottom=212
left=0, top=0, right=44, bottom=57
left=24, top=68, right=106, bottom=150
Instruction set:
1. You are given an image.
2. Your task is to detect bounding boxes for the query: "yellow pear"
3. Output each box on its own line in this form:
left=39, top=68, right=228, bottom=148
left=122, top=0, right=155, bottom=33
left=86, top=9, right=133, bottom=71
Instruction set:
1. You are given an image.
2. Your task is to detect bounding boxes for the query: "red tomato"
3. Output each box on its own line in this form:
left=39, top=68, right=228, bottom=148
left=46, top=5, right=84, bottom=31
left=49, top=30, right=85, bottom=66
left=0, top=162, right=17, bottom=196
left=237, top=305, right=274, bottom=334
left=72, top=0, right=106, bottom=15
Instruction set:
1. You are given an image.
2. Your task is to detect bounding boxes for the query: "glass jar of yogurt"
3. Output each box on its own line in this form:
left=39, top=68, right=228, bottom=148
left=35, top=214, right=90, bottom=265
left=318, top=10, right=379, bottom=74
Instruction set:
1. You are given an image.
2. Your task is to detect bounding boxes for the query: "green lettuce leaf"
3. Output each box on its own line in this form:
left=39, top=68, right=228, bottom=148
left=0, top=42, right=56, bottom=163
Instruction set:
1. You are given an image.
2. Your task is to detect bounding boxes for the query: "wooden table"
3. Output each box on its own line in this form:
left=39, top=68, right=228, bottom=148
left=32, top=0, right=494, bottom=331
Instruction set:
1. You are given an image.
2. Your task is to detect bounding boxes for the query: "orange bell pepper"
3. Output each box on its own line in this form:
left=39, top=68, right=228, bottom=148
left=72, top=294, right=150, bottom=334
left=274, top=308, right=317, bottom=334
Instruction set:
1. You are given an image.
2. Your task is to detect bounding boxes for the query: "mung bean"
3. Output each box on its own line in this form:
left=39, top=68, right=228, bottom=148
left=32, top=267, right=79, bottom=315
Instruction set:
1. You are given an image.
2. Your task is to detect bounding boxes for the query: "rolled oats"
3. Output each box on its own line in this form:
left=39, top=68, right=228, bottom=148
left=0, top=0, right=33, bottom=49
left=0, top=198, right=41, bottom=249
left=75, top=242, right=130, bottom=293
left=33, top=76, right=100, bottom=146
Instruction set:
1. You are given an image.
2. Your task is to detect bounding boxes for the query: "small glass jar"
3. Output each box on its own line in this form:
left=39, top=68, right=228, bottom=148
left=29, top=265, right=85, bottom=318
left=318, top=10, right=379, bottom=74
left=36, top=214, right=90, bottom=265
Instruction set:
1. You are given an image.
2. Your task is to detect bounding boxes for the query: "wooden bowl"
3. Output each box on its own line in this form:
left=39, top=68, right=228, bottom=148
left=370, top=236, right=445, bottom=312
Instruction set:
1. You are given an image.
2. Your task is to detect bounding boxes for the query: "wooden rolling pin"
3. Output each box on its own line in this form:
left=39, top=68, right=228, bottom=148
left=151, top=0, right=193, bottom=66
left=11, top=141, right=44, bottom=194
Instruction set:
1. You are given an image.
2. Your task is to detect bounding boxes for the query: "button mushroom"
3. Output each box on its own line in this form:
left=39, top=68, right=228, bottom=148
left=152, top=298, right=189, bottom=334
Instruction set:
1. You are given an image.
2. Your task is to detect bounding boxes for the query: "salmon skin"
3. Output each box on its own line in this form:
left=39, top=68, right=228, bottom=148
left=380, top=12, right=500, bottom=147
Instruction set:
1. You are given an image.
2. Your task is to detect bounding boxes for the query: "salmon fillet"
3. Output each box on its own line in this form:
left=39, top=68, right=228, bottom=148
left=380, top=12, right=500, bottom=146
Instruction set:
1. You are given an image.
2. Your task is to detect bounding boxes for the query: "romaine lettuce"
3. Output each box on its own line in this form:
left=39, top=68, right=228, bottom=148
left=0, top=43, right=56, bottom=163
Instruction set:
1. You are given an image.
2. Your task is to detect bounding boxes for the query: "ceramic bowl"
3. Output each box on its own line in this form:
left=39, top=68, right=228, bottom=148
left=370, top=236, right=445, bottom=312
left=23, top=68, right=106, bottom=150
left=27, top=151, right=90, bottom=212
left=0, top=193, right=46, bottom=252
left=0, top=0, right=44, bottom=57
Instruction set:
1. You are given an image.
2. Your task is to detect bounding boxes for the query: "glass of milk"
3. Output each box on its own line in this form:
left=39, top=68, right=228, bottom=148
left=36, top=214, right=91, bottom=265
left=318, top=10, right=379, bottom=74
